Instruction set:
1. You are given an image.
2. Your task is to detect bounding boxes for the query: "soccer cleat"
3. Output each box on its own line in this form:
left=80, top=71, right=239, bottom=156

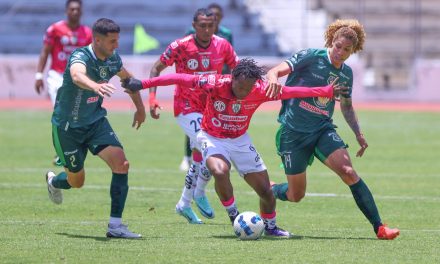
left=106, top=224, right=142, bottom=239
left=179, top=156, right=191, bottom=171
left=53, top=156, right=63, bottom=167
left=376, top=224, right=400, bottom=240
left=194, top=195, right=215, bottom=219
left=176, top=206, right=203, bottom=224
left=46, top=171, right=63, bottom=204
left=264, top=226, right=292, bottom=238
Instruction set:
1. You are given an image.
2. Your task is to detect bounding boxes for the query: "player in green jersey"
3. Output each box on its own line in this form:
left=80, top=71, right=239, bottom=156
left=266, top=19, right=400, bottom=240
left=45, top=18, right=146, bottom=239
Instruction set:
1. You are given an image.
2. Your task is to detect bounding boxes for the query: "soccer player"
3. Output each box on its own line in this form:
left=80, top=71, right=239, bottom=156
left=181, top=3, right=235, bottom=172
left=45, top=18, right=146, bottom=239
left=34, top=0, right=92, bottom=166
left=265, top=19, right=400, bottom=240
left=148, top=8, right=239, bottom=224
left=122, top=58, right=343, bottom=237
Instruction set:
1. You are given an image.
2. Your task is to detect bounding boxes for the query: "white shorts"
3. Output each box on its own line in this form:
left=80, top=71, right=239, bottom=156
left=47, top=69, right=63, bottom=106
left=176, top=112, right=203, bottom=150
left=197, top=130, right=267, bottom=177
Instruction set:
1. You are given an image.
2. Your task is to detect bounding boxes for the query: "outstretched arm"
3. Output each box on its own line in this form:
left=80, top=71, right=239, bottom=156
left=122, top=73, right=198, bottom=91
left=280, top=84, right=333, bottom=99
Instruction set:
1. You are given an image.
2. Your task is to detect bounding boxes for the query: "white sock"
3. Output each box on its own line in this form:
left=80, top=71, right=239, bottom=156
left=263, top=216, right=277, bottom=229
left=194, top=162, right=211, bottom=198
left=177, top=163, right=198, bottom=208
left=109, top=217, right=122, bottom=227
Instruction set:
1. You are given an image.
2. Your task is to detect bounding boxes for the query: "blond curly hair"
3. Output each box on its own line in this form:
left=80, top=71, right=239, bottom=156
left=324, top=19, right=366, bottom=53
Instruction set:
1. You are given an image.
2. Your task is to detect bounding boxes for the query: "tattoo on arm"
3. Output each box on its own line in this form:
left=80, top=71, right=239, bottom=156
left=340, top=97, right=361, bottom=136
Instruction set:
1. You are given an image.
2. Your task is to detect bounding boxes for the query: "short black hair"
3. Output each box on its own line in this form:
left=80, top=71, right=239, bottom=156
left=193, top=8, right=214, bottom=22
left=92, top=18, right=120, bottom=36
left=232, top=58, right=265, bottom=80
left=208, top=3, right=223, bottom=12
left=65, top=0, right=82, bottom=9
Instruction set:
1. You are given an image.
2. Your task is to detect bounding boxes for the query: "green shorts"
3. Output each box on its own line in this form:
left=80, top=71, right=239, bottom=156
left=276, top=125, right=347, bottom=175
left=52, top=117, right=123, bottom=173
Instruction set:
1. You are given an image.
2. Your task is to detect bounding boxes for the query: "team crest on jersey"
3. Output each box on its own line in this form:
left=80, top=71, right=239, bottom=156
left=61, top=35, right=70, bottom=45
left=201, top=57, right=210, bottom=69
left=187, top=59, right=198, bottom=70
left=214, top=100, right=226, bottom=112
left=99, top=67, right=107, bottom=78
left=231, top=103, right=241, bottom=113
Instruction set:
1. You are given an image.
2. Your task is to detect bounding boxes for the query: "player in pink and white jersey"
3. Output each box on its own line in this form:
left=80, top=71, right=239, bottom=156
left=123, top=58, right=344, bottom=237
left=148, top=8, right=239, bottom=224
left=35, top=0, right=92, bottom=167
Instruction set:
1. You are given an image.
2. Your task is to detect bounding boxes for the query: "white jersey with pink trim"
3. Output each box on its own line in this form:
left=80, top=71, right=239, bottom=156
left=160, top=35, right=238, bottom=117
left=195, top=74, right=272, bottom=139
left=43, top=20, right=92, bottom=73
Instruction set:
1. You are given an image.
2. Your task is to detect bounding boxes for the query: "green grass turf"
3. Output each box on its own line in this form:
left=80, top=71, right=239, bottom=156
left=0, top=108, right=439, bottom=263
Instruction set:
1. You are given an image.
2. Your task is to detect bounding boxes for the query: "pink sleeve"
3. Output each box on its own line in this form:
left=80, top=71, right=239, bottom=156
left=280, top=85, right=333, bottom=99
left=141, top=73, right=197, bottom=89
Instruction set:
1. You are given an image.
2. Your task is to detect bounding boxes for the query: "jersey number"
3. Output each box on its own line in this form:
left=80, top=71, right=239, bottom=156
left=190, top=117, right=202, bottom=133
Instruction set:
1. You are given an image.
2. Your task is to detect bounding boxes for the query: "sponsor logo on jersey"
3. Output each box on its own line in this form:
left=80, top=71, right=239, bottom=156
left=187, top=59, right=198, bottom=70
left=201, top=57, right=210, bottom=69
left=214, top=101, right=226, bottom=112
left=211, top=117, right=221, bottom=127
left=208, top=75, right=216, bottom=85
left=170, top=41, right=178, bottom=49
left=87, top=96, right=99, bottom=104
left=61, top=35, right=70, bottom=45
left=299, top=100, right=329, bottom=116
left=243, top=103, right=258, bottom=110
left=218, top=114, right=248, bottom=122
left=312, top=72, right=324, bottom=80
left=231, top=103, right=241, bottom=113
left=339, top=72, right=350, bottom=80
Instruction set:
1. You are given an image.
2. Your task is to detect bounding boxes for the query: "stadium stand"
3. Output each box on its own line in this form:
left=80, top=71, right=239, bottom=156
left=0, top=0, right=279, bottom=56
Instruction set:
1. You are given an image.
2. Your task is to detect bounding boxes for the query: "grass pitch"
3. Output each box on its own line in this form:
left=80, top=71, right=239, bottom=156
left=0, top=107, right=439, bottom=263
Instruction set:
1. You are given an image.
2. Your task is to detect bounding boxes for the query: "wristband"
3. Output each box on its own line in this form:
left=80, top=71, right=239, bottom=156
left=35, top=72, right=44, bottom=80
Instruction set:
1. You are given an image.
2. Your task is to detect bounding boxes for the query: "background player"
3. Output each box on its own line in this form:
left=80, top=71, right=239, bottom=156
left=45, top=18, right=146, bottom=239
left=34, top=0, right=92, bottom=166
left=147, top=8, right=239, bottom=224
left=122, top=58, right=344, bottom=237
left=180, top=3, right=235, bottom=172
left=265, top=19, right=400, bottom=240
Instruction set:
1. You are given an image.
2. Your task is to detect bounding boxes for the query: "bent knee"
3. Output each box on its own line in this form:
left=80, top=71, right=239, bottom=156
left=113, top=160, right=130, bottom=173
left=287, top=191, right=305, bottom=202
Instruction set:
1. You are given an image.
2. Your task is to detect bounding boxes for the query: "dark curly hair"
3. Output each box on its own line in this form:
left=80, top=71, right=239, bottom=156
left=231, top=58, right=265, bottom=80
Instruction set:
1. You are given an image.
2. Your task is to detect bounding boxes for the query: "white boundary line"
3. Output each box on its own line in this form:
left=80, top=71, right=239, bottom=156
left=1, top=182, right=439, bottom=202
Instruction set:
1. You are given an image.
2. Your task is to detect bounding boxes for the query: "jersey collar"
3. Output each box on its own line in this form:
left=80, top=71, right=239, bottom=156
left=87, top=44, right=98, bottom=60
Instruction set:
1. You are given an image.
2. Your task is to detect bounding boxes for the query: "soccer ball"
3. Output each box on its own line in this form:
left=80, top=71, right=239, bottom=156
left=233, top=211, right=265, bottom=240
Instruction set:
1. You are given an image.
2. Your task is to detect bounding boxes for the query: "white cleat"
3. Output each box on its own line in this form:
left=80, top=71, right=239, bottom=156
left=46, top=171, right=63, bottom=204
left=106, top=224, right=142, bottom=239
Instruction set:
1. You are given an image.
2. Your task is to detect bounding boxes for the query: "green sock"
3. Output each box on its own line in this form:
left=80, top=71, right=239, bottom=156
left=51, top=172, right=71, bottom=189
left=272, top=183, right=289, bottom=201
left=349, top=178, right=382, bottom=233
left=110, top=173, right=129, bottom=218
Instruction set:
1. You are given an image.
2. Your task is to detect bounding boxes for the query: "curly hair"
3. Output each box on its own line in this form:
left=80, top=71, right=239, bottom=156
left=231, top=58, right=265, bottom=80
left=324, top=19, right=366, bottom=53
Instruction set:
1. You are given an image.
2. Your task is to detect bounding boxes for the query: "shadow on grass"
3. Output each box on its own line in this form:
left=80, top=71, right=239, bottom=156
left=55, top=232, right=145, bottom=241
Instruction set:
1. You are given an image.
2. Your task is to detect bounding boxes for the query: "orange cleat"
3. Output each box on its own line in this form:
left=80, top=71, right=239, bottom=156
left=376, top=224, right=400, bottom=240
